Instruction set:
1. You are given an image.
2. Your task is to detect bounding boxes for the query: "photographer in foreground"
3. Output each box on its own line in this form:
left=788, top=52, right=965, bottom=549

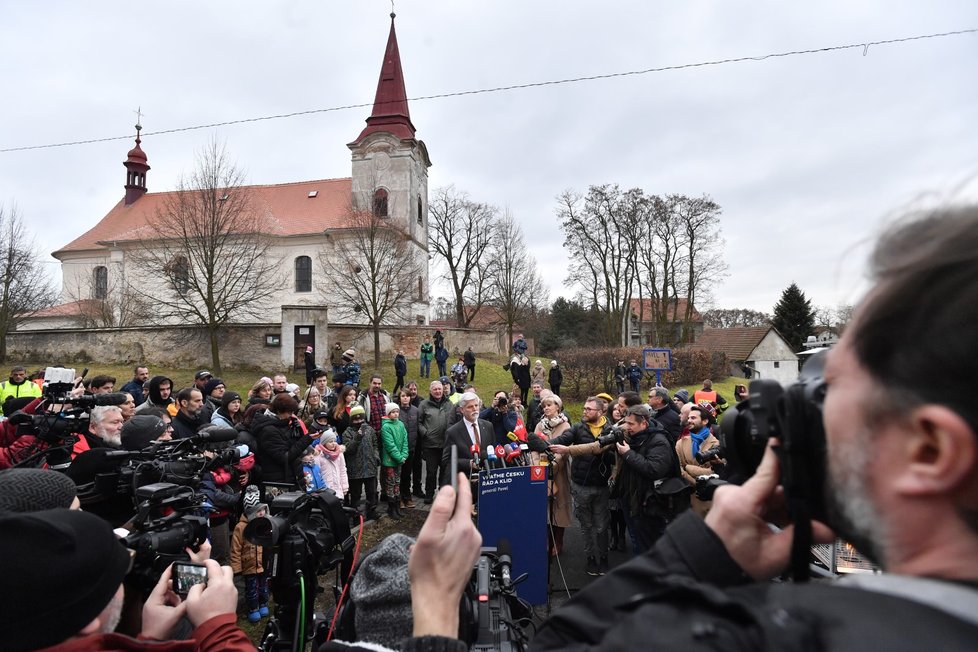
left=531, top=205, right=978, bottom=650
left=0, top=509, right=253, bottom=651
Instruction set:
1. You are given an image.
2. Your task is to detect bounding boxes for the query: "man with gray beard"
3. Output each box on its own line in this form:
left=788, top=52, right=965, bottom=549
left=71, top=405, right=125, bottom=458
left=530, top=204, right=978, bottom=650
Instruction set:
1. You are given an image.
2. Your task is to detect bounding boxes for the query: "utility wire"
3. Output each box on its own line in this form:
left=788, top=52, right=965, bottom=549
left=2, top=27, right=974, bottom=154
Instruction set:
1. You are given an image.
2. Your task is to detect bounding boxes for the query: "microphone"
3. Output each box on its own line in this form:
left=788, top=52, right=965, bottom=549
left=497, top=538, right=513, bottom=589
left=524, top=433, right=550, bottom=454
left=191, top=428, right=239, bottom=443
left=505, top=444, right=521, bottom=466
left=505, top=430, right=525, bottom=444
left=495, top=445, right=507, bottom=468
left=469, top=443, right=480, bottom=469
left=486, top=445, right=498, bottom=470
left=519, top=443, right=530, bottom=465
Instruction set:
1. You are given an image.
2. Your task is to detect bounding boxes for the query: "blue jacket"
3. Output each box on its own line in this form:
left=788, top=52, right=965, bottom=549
left=302, top=461, right=329, bottom=493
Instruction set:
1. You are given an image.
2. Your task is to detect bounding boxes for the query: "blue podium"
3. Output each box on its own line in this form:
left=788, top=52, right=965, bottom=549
left=477, top=465, right=549, bottom=605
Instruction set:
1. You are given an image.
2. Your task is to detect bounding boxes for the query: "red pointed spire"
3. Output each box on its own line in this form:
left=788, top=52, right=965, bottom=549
left=354, top=13, right=417, bottom=142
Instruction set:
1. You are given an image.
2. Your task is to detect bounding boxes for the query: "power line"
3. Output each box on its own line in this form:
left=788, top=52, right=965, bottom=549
left=2, top=27, right=974, bottom=154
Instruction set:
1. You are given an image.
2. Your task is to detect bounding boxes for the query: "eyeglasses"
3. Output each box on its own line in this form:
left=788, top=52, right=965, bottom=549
left=582, top=407, right=598, bottom=413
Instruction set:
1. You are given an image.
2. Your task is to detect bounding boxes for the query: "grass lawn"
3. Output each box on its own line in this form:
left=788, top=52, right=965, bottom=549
left=18, top=353, right=741, bottom=419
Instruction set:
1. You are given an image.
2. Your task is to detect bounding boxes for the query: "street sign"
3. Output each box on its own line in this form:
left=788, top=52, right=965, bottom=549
left=642, top=348, right=673, bottom=385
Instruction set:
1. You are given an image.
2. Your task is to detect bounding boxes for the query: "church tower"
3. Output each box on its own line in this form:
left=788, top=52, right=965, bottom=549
left=348, top=12, right=431, bottom=320
left=123, top=123, right=150, bottom=205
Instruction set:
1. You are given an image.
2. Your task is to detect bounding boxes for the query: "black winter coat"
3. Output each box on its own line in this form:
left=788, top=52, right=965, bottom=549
left=549, top=421, right=617, bottom=487
left=253, top=413, right=311, bottom=485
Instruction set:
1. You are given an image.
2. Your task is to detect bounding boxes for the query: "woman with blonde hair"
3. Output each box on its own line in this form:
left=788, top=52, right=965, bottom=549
left=534, top=394, right=572, bottom=556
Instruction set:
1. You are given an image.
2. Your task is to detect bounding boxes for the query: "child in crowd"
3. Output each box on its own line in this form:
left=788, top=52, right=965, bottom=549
left=301, top=446, right=330, bottom=493
left=231, top=486, right=270, bottom=623
left=315, top=429, right=349, bottom=500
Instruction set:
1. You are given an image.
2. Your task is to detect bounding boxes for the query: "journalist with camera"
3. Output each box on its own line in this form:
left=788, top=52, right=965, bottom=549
left=528, top=206, right=978, bottom=649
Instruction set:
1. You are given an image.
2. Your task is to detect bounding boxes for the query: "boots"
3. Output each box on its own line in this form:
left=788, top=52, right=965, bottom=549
left=609, top=531, right=619, bottom=552
left=388, top=498, right=402, bottom=520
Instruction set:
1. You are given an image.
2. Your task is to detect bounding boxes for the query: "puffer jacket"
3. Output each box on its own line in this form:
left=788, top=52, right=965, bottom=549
left=380, top=418, right=409, bottom=467
left=230, top=515, right=263, bottom=575
left=253, top=413, right=311, bottom=485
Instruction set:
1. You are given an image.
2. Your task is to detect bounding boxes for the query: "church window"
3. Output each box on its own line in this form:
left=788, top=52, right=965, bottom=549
left=373, top=188, right=389, bottom=218
left=417, top=196, right=423, bottom=225
left=93, top=266, right=108, bottom=300
left=167, top=256, right=190, bottom=296
left=295, top=256, right=312, bottom=292
left=417, top=276, right=424, bottom=301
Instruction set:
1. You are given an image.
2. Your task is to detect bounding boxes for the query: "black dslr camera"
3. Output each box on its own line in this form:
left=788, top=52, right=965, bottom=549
left=596, top=424, right=627, bottom=447
left=700, top=350, right=829, bottom=580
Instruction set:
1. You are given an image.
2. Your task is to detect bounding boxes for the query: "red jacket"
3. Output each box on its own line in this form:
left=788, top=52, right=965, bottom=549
left=38, top=613, right=256, bottom=651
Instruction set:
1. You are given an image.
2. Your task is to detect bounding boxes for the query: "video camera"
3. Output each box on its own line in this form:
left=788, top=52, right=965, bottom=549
left=10, top=366, right=131, bottom=470
left=700, top=349, right=830, bottom=580
left=244, top=488, right=355, bottom=651
left=460, top=540, right=530, bottom=652
left=122, top=482, right=209, bottom=593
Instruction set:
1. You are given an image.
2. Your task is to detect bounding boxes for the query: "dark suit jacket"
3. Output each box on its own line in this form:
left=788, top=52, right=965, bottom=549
left=440, top=417, right=495, bottom=486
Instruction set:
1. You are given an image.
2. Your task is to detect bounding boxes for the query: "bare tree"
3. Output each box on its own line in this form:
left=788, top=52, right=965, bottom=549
left=320, top=207, right=423, bottom=367
left=485, top=212, right=547, bottom=347
left=427, top=186, right=497, bottom=328
left=703, top=308, right=772, bottom=329
left=0, top=204, right=56, bottom=361
left=557, top=185, right=641, bottom=346
left=675, top=194, right=727, bottom=342
left=133, top=140, right=281, bottom=374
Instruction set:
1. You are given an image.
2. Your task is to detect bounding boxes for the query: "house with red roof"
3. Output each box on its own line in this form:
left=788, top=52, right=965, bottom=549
left=36, top=14, right=431, bottom=342
left=691, top=325, right=799, bottom=384
left=626, top=298, right=705, bottom=346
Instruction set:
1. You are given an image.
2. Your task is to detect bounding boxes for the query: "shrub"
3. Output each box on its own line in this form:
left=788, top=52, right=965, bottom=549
left=557, top=346, right=727, bottom=400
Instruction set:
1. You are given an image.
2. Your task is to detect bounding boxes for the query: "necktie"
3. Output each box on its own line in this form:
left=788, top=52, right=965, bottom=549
left=471, top=421, right=480, bottom=450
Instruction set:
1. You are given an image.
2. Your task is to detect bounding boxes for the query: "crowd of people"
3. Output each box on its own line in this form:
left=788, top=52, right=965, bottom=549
left=2, top=204, right=978, bottom=650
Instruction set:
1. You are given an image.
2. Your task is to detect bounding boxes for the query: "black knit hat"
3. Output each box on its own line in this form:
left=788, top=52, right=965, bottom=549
left=352, top=533, right=415, bottom=648
left=0, top=509, right=132, bottom=651
left=121, top=415, right=167, bottom=451
left=0, top=469, right=76, bottom=512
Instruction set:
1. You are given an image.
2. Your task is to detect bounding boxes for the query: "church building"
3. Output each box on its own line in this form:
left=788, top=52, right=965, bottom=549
left=38, top=14, right=431, bottom=344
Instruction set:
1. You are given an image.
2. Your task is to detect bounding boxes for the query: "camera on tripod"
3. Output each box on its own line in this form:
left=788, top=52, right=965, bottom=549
left=244, top=488, right=355, bottom=650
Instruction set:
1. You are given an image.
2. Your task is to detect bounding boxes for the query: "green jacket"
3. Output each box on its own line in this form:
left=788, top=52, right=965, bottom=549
left=420, top=342, right=434, bottom=361
left=380, top=418, right=409, bottom=467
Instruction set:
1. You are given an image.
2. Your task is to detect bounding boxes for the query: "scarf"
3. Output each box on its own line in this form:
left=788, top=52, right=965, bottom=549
left=690, top=427, right=711, bottom=457
left=539, top=414, right=568, bottom=438
left=318, top=443, right=343, bottom=461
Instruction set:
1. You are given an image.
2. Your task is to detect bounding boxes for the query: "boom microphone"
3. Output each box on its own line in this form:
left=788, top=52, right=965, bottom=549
left=190, top=428, right=239, bottom=443
left=70, top=392, right=131, bottom=408
left=524, top=434, right=551, bottom=454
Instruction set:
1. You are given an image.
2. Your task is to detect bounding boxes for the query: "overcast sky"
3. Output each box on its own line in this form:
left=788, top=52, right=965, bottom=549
left=2, top=1, right=976, bottom=315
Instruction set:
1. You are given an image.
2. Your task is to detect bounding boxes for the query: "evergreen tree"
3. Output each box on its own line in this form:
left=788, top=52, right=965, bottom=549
left=771, top=282, right=816, bottom=351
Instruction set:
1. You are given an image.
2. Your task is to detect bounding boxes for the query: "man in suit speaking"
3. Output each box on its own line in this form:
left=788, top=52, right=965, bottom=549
left=441, top=391, right=495, bottom=486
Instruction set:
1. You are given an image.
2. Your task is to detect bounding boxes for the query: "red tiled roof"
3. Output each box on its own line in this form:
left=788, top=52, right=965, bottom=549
left=29, top=299, right=101, bottom=319
left=629, top=298, right=702, bottom=322
left=430, top=305, right=516, bottom=330
left=54, top=177, right=353, bottom=256
left=691, top=326, right=773, bottom=361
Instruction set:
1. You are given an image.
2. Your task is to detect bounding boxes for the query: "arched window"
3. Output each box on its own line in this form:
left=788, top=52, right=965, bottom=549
left=373, top=188, right=389, bottom=218
left=295, top=256, right=312, bottom=292
left=417, top=276, right=424, bottom=301
left=166, top=256, right=190, bottom=296
left=93, top=266, right=108, bottom=300
left=417, top=196, right=423, bottom=225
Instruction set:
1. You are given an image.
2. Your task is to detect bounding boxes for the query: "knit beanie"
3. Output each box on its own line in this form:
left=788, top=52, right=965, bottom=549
left=221, top=391, right=242, bottom=409
left=349, top=404, right=365, bottom=418
left=320, top=428, right=338, bottom=445
left=202, top=377, right=225, bottom=396
left=243, top=485, right=267, bottom=520
left=674, top=389, right=691, bottom=404
left=385, top=402, right=400, bottom=416
left=351, top=533, right=415, bottom=648
left=121, top=415, right=167, bottom=451
left=0, top=509, right=132, bottom=651
left=0, top=469, right=77, bottom=512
